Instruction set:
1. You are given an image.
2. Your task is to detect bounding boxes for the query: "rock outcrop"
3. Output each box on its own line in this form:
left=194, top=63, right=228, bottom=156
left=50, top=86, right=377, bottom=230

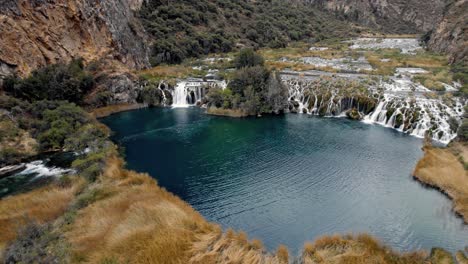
left=306, top=0, right=447, bottom=33
left=427, top=0, right=467, bottom=64
left=0, top=0, right=150, bottom=78
left=84, top=59, right=143, bottom=106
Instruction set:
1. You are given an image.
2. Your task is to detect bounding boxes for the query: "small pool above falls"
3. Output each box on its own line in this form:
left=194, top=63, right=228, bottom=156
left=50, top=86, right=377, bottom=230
left=102, top=108, right=468, bottom=253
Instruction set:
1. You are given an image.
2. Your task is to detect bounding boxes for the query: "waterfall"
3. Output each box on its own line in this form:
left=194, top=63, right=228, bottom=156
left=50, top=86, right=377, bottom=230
left=362, top=95, right=463, bottom=144
left=172, top=81, right=190, bottom=108
left=172, top=79, right=227, bottom=108
left=281, top=74, right=464, bottom=144
left=158, top=82, right=167, bottom=106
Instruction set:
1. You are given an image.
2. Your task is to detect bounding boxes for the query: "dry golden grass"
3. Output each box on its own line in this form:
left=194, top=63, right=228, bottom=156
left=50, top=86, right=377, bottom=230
left=456, top=251, right=468, bottom=264
left=189, top=226, right=291, bottom=264
left=301, top=234, right=428, bottom=264
left=206, top=107, right=250, bottom=117
left=413, top=143, right=468, bottom=223
left=365, top=53, right=402, bottom=75
left=261, top=48, right=347, bottom=62
left=66, top=157, right=288, bottom=264
left=66, top=157, right=207, bottom=263
left=0, top=154, right=461, bottom=263
left=266, top=60, right=339, bottom=73
left=366, top=49, right=450, bottom=77
left=430, top=248, right=456, bottom=264
left=90, top=103, right=146, bottom=118
left=138, top=64, right=196, bottom=81
left=276, top=245, right=289, bottom=264
left=0, top=177, right=85, bottom=256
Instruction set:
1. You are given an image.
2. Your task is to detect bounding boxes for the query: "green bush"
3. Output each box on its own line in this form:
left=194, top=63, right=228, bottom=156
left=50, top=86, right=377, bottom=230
left=138, top=83, right=165, bottom=106
left=0, top=146, right=24, bottom=166
left=37, top=103, right=91, bottom=150
left=234, top=49, right=264, bottom=69
left=3, top=59, right=94, bottom=103
left=206, top=51, right=287, bottom=115
left=451, top=62, right=468, bottom=98
left=206, top=88, right=233, bottom=108
left=64, top=124, right=109, bottom=152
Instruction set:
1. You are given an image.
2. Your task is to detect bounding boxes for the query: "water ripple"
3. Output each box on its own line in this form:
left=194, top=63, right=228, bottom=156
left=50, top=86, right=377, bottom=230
left=102, top=108, right=468, bottom=253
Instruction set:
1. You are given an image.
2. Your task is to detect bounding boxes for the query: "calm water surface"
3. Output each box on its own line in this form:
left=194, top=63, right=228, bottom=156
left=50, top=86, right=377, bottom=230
left=102, top=108, right=468, bottom=253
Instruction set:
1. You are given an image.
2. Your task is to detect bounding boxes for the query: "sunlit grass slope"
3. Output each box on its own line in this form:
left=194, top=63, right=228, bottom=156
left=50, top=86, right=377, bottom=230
left=1, top=155, right=466, bottom=263
left=414, top=142, right=468, bottom=223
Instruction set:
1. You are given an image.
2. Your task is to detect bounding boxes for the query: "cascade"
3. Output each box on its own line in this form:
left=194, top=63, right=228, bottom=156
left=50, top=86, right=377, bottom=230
left=281, top=74, right=464, bottom=144
left=172, top=81, right=190, bottom=108
left=363, top=95, right=463, bottom=144
left=158, top=81, right=167, bottom=106
left=171, top=79, right=227, bottom=108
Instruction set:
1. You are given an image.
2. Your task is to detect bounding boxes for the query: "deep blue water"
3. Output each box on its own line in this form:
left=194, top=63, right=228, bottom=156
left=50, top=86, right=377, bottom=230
left=102, top=107, right=468, bottom=253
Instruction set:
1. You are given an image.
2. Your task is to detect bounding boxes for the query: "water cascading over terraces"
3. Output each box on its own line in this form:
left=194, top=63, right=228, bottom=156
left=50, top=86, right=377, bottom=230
left=281, top=71, right=464, bottom=144
left=171, top=79, right=226, bottom=108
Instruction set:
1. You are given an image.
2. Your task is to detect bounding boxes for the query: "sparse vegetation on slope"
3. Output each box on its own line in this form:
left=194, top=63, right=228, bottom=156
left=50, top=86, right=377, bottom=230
left=139, top=0, right=360, bottom=65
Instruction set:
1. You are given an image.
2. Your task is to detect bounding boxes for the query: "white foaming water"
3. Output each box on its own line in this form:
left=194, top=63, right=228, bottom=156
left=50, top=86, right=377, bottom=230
left=300, top=56, right=374, bottom=72
left=348, top=38, right=423, bottom=54
left=158, top=81, right=168, bottom=106
left=172, top=81, right=191, bottom=108
left=171, top=79, right=227, bottom=108
left=282, top=71, right=465, bottom=144
left=17, top=160, right=73, bottom=178
left=363, top=94, right=464, bottom=144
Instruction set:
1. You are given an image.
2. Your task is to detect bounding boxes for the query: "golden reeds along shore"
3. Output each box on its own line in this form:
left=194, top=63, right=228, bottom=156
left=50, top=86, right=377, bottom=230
left=1, top=154, right=467, bottom=263
left=413, top=142, right=468, bottom=224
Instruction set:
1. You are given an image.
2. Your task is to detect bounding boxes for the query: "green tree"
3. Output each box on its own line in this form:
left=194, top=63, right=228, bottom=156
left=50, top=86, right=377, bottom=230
left=234, top=49, right=264, bottom=69
left=3, top=59, right=94, bottom=103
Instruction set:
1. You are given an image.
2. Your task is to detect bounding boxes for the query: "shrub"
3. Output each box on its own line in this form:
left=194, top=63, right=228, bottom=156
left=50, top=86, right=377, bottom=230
left=207, top=51, right=287, bottom=115
left=3, top=222, right=61, bottom=264
left=138, top=83, right=165, bottom=106
left=206, top=88, right=233, bottom=108
left=64, top=124, right=109, bottom=152
left=234, top=48, right=264, bottom=69
left=36, top=103, right=91, bottom=150
left=458, top=120, right=468, bottom=141
left=3, top=59, right=94, bottom=103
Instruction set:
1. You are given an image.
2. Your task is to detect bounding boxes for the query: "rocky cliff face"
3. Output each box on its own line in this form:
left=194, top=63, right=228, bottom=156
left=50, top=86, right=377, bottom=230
left=0, top=0, right=150, bottom=78
left=306, top=0, right=447, bottom=33
left=427, top=0, right=467, bottom=64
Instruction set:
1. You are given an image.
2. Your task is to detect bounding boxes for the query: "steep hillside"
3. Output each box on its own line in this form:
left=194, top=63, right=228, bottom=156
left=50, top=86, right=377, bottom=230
left=427, top=0, right=468, bottom=64
left=0, top=0, right=150, bottom=78
left=306, top=0, right=447, bottom=33
left=138, top=0, right=361, bottom=65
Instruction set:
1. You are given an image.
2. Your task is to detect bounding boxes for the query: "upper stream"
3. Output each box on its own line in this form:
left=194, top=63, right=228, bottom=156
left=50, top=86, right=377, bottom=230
left=102, top=107, right=467, bottom=253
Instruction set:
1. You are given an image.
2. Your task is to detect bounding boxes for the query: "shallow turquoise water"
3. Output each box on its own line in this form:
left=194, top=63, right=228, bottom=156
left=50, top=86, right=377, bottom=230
left=102, top=107, right=468, bottom=253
